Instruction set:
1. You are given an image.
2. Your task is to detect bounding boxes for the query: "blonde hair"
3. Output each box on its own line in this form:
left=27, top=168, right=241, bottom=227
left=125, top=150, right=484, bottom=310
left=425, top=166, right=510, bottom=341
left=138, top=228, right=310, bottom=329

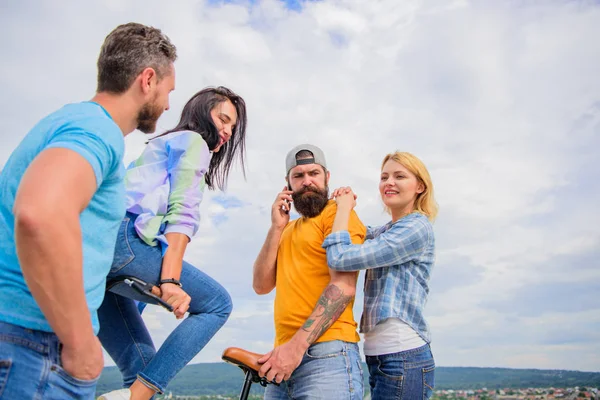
left=381, top=152, right=438, bottom=221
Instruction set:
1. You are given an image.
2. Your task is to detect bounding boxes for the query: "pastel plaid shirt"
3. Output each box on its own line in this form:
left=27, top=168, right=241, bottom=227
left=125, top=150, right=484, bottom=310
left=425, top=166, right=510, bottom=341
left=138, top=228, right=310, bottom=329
left=322, top=212, right=435, bottom=342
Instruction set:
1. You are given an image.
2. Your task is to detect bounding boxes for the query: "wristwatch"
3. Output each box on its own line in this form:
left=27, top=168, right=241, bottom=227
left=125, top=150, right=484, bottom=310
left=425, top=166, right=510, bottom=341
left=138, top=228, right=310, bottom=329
left=159, top=278, right=182, bottom=288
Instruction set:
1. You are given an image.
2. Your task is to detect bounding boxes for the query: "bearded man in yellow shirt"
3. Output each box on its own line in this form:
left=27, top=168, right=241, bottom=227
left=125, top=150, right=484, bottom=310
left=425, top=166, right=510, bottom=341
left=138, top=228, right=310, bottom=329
left=253, top=144, right=366, bottom=399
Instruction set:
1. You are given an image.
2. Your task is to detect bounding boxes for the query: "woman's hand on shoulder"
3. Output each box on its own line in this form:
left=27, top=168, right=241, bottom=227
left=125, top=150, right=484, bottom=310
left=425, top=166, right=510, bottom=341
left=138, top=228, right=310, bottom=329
left=160, top=283, right=191, bottom=319
left=331, top=186, right=357, bottom=210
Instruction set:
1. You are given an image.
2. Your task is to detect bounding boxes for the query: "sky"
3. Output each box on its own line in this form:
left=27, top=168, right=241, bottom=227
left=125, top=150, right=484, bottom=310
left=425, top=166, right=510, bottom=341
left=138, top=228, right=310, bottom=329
left=1, top=0, right=599, bottom=373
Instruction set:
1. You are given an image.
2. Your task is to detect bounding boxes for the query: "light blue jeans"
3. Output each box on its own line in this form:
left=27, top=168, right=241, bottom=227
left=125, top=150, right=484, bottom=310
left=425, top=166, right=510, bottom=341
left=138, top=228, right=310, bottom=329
left=264, top=340, right=364, bottom=400
left=366, top=343, right=435, bottom=400
left=98, top=215, right=232, bottom=394
left=0, top=321, right=98, bottom=399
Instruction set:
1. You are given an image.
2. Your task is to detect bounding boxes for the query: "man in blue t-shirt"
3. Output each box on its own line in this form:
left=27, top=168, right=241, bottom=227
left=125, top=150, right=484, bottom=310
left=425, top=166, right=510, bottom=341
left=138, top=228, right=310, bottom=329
left=0, top=23, right=177, bottom=398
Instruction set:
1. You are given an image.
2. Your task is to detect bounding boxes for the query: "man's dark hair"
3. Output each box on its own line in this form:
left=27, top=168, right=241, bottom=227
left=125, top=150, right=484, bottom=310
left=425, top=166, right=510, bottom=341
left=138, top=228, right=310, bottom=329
left=97, top=22, right=177, bottom=93
left=155, top=86, right=247, bottom=191
left=295, top=149, right=314, bottom=159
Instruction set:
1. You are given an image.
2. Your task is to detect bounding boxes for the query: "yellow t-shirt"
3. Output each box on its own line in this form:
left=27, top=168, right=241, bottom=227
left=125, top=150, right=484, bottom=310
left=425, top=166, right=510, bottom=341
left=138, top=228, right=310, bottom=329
left=274, top=200, right=366, bottom=346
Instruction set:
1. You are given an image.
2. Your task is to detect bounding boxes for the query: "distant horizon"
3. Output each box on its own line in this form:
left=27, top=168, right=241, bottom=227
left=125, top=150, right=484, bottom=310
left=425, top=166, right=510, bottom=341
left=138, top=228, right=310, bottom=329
left=101, top=362, right=600, bottom=374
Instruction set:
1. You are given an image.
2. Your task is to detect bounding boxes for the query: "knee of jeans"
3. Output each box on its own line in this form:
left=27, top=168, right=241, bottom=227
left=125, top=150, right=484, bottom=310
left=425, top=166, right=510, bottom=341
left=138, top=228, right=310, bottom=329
left=218, top=291, right=233, bottom=319
left=202, top=289, right=232, bottom=320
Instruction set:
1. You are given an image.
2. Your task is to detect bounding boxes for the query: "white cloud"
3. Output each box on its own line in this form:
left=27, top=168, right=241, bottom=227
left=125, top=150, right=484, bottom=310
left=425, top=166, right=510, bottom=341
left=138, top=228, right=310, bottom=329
left=2, top=0, right=599, bottom=373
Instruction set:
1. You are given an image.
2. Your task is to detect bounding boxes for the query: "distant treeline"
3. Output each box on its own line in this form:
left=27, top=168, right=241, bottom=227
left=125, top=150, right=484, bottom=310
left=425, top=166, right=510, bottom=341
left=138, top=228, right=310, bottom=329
left=96, top=363, right=600, bottom=396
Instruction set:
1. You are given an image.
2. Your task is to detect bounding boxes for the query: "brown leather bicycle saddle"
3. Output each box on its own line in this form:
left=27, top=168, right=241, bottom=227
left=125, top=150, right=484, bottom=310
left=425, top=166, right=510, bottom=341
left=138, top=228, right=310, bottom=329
left=222, top=347, right=263, bottom=373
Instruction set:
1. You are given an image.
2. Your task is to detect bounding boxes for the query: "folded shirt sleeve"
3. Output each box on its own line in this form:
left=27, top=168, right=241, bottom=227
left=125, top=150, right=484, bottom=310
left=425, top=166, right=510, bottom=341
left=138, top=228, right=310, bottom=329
left=323, top=215, right=431, bottom=272
left=162, top=132, right=211, bottom=240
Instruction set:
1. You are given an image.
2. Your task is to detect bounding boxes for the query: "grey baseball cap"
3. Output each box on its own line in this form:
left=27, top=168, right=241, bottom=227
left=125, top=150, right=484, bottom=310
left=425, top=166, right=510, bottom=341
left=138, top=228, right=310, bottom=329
left=285, top=144, right=327, bottom=174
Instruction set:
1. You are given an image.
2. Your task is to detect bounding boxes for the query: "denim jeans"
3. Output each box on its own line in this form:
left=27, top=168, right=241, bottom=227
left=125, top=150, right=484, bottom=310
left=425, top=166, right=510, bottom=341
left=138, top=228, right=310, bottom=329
left=366, top=343, right=435, bottom=400
left=265, top=340, right=363, bottom=400
left=98, top=215, right=232, bottom=394
left=0, top=321, right=98, bottom=399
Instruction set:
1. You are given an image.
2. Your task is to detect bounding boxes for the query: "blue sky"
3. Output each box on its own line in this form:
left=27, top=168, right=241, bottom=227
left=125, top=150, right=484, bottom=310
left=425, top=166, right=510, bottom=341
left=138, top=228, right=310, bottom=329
left=1, top=0, right=599, bottom=373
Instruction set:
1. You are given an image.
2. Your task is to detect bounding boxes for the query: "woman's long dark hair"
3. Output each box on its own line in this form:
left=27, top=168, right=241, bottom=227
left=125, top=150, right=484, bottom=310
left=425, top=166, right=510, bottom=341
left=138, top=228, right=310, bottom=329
left=154, top=86, right=247, bottom=190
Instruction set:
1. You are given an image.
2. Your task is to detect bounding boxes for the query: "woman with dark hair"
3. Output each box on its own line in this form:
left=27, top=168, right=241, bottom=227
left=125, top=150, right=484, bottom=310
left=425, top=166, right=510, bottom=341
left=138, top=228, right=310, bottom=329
left=97, top=87, right=247, bottom=400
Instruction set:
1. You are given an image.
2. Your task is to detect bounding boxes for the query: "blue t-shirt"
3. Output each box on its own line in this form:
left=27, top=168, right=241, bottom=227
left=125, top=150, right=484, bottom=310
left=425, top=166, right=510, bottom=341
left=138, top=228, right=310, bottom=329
left=0, top=102, right=125, bottom=334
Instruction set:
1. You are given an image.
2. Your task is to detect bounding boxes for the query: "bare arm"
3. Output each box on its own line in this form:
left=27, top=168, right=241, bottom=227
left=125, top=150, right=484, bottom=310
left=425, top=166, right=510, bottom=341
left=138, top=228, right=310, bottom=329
left=160, top=232, right=189, bottom=282
left=159, top=232, right=192, bottom=319
left=13, top=148, right=103, bottom=380
left=253, top=187, right=293, bottom=295
left=258, top=268, right=357, bottom=383
left=331, top=205, right=352, bottom=234
left=252, top=226, right=283, bottom=294
left=296, top=270, right=356, bottom=344
left=331, top=186, right=355, bottom=233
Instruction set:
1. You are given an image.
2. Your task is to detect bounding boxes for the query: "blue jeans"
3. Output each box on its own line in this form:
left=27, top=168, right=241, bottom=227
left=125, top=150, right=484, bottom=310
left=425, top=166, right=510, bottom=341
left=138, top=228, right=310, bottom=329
left=265, top=340, right=363, bottom=400
left=0, top=321, right=98, bottom=399
left=98, top=215, right=232, bottom=394
left=366, top=344, right=435, bottom=400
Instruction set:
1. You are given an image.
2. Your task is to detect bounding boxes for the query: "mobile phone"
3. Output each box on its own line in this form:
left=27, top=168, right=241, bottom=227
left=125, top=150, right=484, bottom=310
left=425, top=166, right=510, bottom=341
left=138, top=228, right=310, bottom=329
left=284, top=183, right=292, bottom=214
left=126, top=278, right=174, bottom=312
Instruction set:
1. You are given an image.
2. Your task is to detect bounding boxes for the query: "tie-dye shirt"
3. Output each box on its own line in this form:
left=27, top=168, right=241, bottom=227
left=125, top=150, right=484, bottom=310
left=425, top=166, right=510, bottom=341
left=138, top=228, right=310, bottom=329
left=125, top=130, right=211, bottom=251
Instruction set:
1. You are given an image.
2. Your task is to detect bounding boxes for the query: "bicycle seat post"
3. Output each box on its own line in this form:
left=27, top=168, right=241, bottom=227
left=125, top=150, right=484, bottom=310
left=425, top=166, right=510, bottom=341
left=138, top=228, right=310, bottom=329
left=239, top=369, right=254, bottom=400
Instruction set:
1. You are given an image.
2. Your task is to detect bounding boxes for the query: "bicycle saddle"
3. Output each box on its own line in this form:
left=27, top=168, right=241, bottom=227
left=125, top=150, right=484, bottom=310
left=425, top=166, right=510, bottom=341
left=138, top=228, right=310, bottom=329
left=222, top=347, right=263, bottom=373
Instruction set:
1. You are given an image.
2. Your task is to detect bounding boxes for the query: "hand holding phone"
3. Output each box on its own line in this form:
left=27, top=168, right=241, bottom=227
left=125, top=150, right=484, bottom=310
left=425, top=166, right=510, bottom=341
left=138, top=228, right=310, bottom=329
left=272, top=186, right=293, bottom=228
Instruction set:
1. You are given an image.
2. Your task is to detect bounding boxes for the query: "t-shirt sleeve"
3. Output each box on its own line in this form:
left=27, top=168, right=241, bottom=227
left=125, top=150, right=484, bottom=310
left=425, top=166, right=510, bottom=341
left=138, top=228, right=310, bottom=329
left=45, top=123, right=123, bottom=187
left=348, top=210, right=366, bottom=245
left=322, top=203, right=366, bottom=244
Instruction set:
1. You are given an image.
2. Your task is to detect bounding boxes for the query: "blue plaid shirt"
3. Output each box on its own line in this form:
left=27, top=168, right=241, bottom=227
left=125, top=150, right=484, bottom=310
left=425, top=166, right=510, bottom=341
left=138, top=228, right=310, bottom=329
left=322, top=212, right=435, bottom=342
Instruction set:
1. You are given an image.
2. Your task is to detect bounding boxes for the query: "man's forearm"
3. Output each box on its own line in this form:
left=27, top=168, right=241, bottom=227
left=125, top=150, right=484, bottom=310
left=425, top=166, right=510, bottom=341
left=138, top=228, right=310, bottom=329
left=253, top=226, right=283, bottom=294
left=15, top=210, right=95, bottom=346
left=290, top=280, right=356, bottom=348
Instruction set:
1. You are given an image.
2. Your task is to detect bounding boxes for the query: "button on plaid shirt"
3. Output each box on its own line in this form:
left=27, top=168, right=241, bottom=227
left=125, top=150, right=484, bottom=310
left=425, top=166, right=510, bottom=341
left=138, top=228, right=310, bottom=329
left=322, top=212, right=435, bottom=342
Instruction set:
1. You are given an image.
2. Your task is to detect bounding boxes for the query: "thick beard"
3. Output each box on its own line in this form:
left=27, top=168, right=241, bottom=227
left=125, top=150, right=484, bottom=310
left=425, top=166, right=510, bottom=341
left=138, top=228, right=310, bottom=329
left=292, top=186, right=329, bottom=218
left=136, top=97, right=162, bottom=134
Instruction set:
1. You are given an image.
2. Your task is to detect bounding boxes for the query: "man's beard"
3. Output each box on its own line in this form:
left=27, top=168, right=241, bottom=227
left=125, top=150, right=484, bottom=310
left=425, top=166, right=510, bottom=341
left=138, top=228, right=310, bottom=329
left=292, top=186, right=329, bottom=218
left=136, top=97, right=163, bottom=134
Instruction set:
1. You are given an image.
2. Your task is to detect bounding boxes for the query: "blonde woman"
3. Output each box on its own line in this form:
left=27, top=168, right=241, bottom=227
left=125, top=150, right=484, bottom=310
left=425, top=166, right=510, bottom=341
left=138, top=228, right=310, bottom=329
left=323, top=152, right=438, bottom=400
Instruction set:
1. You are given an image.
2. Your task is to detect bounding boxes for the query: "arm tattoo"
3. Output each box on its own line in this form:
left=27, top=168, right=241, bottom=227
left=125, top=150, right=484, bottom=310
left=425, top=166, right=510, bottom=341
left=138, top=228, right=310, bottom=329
left=301, top=284, right=353, bottom=344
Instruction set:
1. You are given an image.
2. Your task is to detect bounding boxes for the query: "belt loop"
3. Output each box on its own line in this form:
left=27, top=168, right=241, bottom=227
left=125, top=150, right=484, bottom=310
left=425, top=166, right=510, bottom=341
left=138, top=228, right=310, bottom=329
left=40, top=330, right=50, bottom=356
left=57, top=340, right=63, bottom=366
left=47, top=333, right=61, bottom=365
